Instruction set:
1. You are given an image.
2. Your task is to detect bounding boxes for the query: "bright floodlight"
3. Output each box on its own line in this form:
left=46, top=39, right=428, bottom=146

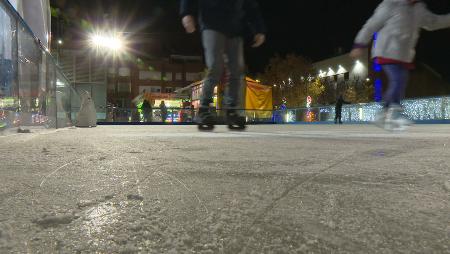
left=337, top=65, right=347, bottom=74
left=354, top=60, right=365, bottom=74
left=90, top=34, right=124, bottom=51
left=327, top=67, right=335, bottom=76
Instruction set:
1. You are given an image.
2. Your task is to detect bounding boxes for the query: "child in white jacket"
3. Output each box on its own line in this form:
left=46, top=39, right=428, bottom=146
left=350, top=0, right=450, bottom=130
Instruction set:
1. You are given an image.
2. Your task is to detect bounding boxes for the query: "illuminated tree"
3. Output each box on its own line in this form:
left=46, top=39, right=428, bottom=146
left=343, top=79, right=374, bottom=103
left=344, top=84, right=358, bottom=102
left=308, top=78, right=325, bottom=104
left=261, top=54, right=315, bottom=108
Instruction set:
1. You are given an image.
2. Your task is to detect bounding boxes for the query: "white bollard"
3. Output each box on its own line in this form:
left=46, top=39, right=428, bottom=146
left=76, top=90, right=97, bottom=127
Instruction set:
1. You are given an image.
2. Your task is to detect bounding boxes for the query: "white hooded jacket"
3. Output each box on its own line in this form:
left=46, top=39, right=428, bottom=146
left=354, top=0, right=450, bottom=63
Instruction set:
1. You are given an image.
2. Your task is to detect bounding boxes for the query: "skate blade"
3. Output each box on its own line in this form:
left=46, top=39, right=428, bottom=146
left=384, top=122, right=411, bottom=132
left=228, top=124, right=246, bottom=131
left=372, top=120, right=386, bottom=130
left=198, top=124, right=215, bottom=131
left=197, top=118, right=215, bottom=131
left=227, top=117, right=246, bottom=131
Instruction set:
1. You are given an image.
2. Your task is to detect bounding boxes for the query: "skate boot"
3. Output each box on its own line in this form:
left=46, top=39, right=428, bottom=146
left=373, top=110, right=387, bottom=129
left=197, top=107, right=215, bottom=131
left=385, top=105, right=413, bottom=131
left=226, top=109, right=246, bottom=131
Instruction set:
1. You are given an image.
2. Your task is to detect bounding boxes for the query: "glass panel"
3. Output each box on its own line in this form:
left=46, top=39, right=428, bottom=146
left=56, top=72, right=71, bottom=128
left=18, top=22, right=41, bottom=127
left=0, top=1, right=79, bottom=132
left=0, top=3, right=18, bottom=129
left=70, top=86, right=81, bottom=123
left=92, top=84, right=106, bottom=120
left=45, top=53, right=57, bottom=128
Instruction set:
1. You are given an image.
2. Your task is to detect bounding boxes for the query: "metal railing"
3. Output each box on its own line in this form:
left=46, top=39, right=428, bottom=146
left=0, top=0, right=79, bottom=131
left=99, top=107, right=274, bottom=124
left=100, top=96, right=450, bottom=125
left=275, top=96, right=450, bottom=123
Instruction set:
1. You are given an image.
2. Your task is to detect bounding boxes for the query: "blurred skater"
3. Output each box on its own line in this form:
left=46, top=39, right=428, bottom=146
left=350, top=0, right=450, bottom=130
left=180, top=0, right=266, bottom=130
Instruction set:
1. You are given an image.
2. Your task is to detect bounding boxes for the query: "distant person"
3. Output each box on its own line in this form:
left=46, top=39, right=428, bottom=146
left=334, top=95, right=351, bottom=124
left=160, top=101, right=168, bottom=123
left=180, top=0, right=266, bottom=130
left=142, top=98, right=152, bottom=123
left=350, top=0, right=450, bottom=130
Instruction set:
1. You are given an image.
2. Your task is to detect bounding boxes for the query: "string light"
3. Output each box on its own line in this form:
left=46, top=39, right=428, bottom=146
left=282, top=97, right=450, bottom=122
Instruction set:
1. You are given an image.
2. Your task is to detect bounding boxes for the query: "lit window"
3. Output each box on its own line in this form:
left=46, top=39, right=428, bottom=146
left=139, top=71, right=161, bottom=80
left=164, top=73, right=173, bottom=81
left=150, top=86, right=161, bottom=93
left=118, top=67, right=130, bottom=77
left=117, top=82, right=131, bottom=93
left=186, top=73, right=200, bottom=81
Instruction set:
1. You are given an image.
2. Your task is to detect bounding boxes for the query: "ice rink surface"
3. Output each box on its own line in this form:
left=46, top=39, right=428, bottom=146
left=0, top=124, right=449, bottom=253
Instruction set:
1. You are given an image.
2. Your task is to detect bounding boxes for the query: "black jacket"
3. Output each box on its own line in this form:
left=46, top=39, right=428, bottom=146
left=335, top=97, right=351, bottom=111
left=180, top=0, right=266, bottom=37
left=142, top=99, right=152, bottom=109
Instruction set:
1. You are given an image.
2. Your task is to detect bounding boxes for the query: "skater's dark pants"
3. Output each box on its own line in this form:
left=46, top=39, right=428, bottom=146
left=201, top=30, right=245, bottom=109
left=335, top=109, right=342, bottom=123
left=143, top=109, right=152, bottom=122
left=382, top=64, right=409, bottom=108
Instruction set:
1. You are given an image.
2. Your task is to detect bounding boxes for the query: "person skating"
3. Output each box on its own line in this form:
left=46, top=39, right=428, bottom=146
left=180, top=0, right=266, bottom=130
left=350, top=0, right=450, bottom=131
left=334, top=95, right=351, bottom=124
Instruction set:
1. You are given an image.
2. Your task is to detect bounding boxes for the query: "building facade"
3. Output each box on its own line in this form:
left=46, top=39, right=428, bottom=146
left=312, top=48, right=450, bottom=102
left=313, top=49, right=371, bottom=100
left=56, top=49, right=205, bottom=120
left=108, top=55, right=205, bottom=109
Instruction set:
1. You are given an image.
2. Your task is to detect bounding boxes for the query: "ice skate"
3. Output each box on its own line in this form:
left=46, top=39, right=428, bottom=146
left=226, top=109, right=246, bottom=131
left=384, top=106, right=413, bottom=132
left=373, top=110, right=387, bottom=129
left=197, top=107, right=215, bottom=131
left=388, top=115, right=413, bottom=131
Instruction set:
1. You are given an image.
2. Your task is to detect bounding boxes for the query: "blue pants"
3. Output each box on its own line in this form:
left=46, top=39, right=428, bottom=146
left=382, top=64, right=409, bottom=108
left=201, top=30, right=245, bottom=108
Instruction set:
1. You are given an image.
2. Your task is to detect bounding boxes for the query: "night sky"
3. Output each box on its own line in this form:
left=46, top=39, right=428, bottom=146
left=52, top=0, right=450, bottom=79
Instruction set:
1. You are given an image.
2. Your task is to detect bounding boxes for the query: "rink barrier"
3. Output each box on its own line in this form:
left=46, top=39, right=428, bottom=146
left=0, top=0, right=79, bottom=131
left=97, top=96, right=450, bottom=125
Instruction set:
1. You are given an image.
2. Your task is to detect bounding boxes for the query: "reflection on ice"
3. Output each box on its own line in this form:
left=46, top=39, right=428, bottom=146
left=82, top=203, right=119, bottom=237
